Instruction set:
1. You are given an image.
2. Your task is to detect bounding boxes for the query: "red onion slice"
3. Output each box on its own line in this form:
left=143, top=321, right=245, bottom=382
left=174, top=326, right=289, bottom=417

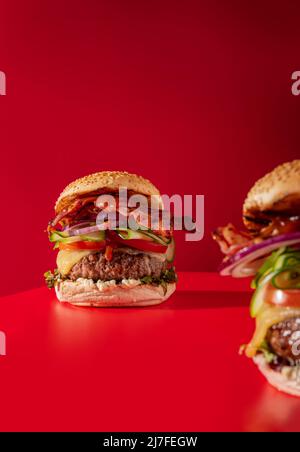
left=67, top=224, right=108, bottom=236
left=219, top=232, right=300, bottom=278
left=65, top=222, right=95, bottom=231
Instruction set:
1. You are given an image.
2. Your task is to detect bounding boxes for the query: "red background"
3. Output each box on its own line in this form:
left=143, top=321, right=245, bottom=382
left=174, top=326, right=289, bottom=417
left=0, top=0, right=300, bottom=295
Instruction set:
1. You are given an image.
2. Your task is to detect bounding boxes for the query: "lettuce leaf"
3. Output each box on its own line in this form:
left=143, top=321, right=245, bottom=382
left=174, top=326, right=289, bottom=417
left=44, top=270, right=65, bottom=289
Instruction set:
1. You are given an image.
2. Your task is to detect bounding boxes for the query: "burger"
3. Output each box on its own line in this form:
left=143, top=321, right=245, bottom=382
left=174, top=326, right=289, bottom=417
left=45, top=171, right=177, bottom=307
left=213, top=160, right=300, bottom=396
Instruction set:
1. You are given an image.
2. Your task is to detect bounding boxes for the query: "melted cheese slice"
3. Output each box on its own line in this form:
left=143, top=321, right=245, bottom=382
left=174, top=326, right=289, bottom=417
left=57, top=250, right=94, bottom=276
left=246, top=306, right=300, bottom=358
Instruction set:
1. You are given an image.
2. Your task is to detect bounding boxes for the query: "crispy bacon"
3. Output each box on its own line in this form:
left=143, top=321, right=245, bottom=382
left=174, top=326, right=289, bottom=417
left=212, top=223, right=253, bottom=256
left=50, top=197, right=97, bottom=228
left=214, top=218, right=300, bottom=260
left=48, top=194, right=174, bottom=239
left=259, top=217, right=300, bottom=238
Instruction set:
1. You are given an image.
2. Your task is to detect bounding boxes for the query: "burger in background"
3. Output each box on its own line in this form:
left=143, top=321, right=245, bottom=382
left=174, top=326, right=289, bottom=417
left=45, top=171, right=176, bottom=307
left=213, top=160, right=300, bottom=396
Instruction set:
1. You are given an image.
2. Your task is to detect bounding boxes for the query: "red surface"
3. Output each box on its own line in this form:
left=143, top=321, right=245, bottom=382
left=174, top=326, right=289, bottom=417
left=1, top=273, right=300, bottom=432
left=1, top=1, right=300, bottom=295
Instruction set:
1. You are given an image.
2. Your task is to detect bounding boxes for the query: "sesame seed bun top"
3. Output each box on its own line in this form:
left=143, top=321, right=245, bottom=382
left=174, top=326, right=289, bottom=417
left=55, top=171, right=161, bottom=213
left=243, top=160, right=300, bottom=217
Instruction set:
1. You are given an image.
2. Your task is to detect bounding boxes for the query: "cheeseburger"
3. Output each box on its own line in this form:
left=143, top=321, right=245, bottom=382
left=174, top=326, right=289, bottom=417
left=213, top=160, right=300, bottom=396
left=45, top=171, right=176, bottom=307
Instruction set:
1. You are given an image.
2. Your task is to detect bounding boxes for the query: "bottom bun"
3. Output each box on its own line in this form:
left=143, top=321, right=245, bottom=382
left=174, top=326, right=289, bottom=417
left=55, top=278, right=176, bottom=307
left=254, top=355, right=300, bottom=397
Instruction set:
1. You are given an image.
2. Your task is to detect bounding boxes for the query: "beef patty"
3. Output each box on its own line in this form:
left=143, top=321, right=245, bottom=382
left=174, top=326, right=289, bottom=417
left=267, top=318, right=300, bottom=363
left=69, top=251, right=167, bottom=282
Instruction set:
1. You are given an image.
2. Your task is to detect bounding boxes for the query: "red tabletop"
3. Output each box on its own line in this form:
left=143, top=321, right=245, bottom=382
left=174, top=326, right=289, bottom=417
left=0, top=272, right=300, bottom=432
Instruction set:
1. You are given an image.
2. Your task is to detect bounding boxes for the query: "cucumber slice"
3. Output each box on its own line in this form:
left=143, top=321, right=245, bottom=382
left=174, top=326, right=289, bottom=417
left=166, top=238, right=176, bottom=262
left=252, top=247, right=286, bottom=289
left=50, top=231, right=105, bottom=243
left=274, top=254, right=300, bottom=272
left=115, top=229, right=152, bottom=241
left=252, top=268, right=273, bottom=290
left=272, top=267, right=300, bottom=290
left=52, top=235, right=81, bottom=249
left=250, top=285, right=267, bottom=318
left=274, top=254, right=293, bottom=270
left=139, top=230, right=171, bottom=245
left=250, top=271, right=277, bottom=317
left=49, top=231, right=69, bottom=242
left=115, top=228, right=170, bottom=245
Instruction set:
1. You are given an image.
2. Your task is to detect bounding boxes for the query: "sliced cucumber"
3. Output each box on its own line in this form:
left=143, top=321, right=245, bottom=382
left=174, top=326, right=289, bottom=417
left=49, top=231, right=69, bottom=242
left=50, top=230, right=105, bottom=243
left=115, top=229, right=152, bottom=241
left=166, top=237, right=176, bottom=263
left=272, top=267, right=300, bottom=290
left=250, top=285, right=267, bottom=318
left=250, top=248, right=300, bottom=316
left=250, top=271, right=277, bottom=317
left=141, top=230, right=171, bottom=245
left=252, top=268, right=273, bottom=290
left=115, top=228, right=170, bottom=245
left=273, top=254, right=300, bottom=272
left=252, top=247, right=287, bottom=289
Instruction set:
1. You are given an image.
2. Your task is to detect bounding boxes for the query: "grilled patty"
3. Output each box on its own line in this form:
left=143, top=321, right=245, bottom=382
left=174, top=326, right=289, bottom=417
left=69, top=251, right=167, bottom=282
left=267, top=318, right=300, bottom=363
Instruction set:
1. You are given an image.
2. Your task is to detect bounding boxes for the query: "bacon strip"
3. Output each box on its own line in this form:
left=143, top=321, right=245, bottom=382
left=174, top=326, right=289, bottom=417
left=260, top=217, right=300, bottom=238
left=50, top=197, right=96, bottom=227
left=212, top=223, right=253, bottom=256
left=48, top=195, right=174, bottom=239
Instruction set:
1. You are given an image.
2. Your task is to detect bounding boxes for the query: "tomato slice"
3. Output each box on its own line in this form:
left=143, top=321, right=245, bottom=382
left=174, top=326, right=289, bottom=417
left=265, top=284, right=300, bottom=308
left=58, top=232, right=168, bottom=254
left=59, top=240, right=106, bottom=251
left=108, top=231, right=167, bottom=254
